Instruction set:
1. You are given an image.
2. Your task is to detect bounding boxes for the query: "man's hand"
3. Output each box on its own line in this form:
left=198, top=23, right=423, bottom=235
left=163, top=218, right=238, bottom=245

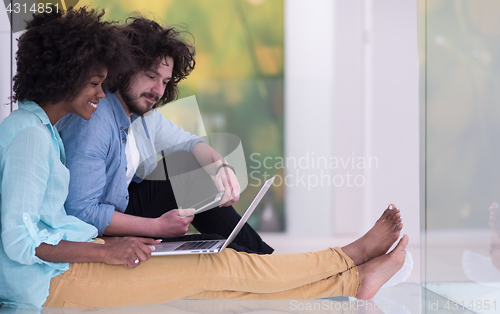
left=191, top=143, right=241, bottom=207
left=155, top=208, right=195, bottom=238
left=215, top=165, right=240, bottom=207
left=102, top=237, right=159, bottom=268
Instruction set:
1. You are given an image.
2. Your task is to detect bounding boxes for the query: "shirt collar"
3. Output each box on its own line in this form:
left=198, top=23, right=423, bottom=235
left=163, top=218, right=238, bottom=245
left=18, top=101, right=66, bottom=164
left=18, top=101, right=51, bottom=126
left=104, top=89, right=131, bottom=129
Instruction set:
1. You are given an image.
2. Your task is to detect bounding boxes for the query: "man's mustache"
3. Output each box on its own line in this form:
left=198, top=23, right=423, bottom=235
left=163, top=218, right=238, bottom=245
left=141, top=93, right=159, bottom=102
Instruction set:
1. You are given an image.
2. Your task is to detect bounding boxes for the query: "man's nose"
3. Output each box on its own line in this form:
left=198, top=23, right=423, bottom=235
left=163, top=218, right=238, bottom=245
left=151, top=80, right=164, bottom=98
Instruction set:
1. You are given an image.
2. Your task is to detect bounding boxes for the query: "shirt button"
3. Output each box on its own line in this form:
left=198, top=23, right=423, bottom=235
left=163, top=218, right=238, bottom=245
left=125, top=167, right=128, bottom=171
left=122, top=138, right=126, bottom=143
left=126, top=196, right=129, bottom=200
left=120, top=127, right=123, bottom=130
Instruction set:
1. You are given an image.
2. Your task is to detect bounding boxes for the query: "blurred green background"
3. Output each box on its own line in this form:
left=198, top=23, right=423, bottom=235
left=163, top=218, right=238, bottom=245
left=77, top=0, right=285, bottom=231
left=424, top=0, right=500, bottom=230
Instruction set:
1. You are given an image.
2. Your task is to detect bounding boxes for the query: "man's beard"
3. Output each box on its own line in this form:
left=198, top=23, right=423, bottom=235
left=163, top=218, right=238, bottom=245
left=119, top=88, right=159, bottom=116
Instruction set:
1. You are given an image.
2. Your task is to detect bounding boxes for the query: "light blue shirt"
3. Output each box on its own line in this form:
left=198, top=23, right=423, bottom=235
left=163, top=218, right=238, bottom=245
left=0, top=102, right=98, bottom=309
left=57, top=90, right=204, bottom=235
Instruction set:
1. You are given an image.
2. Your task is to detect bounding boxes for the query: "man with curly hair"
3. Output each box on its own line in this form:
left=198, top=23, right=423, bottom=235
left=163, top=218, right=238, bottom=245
left=57, top=17, right=273, bottom=254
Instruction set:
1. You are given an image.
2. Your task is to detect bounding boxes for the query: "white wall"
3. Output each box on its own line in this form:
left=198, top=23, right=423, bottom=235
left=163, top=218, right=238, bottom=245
left=0, top=4, right=12, bottom=123
left=284, top=0, right=336, bottom=236
left=285, top=0, right=419, bottom=243
left=369, top=0, right=419, bottom=242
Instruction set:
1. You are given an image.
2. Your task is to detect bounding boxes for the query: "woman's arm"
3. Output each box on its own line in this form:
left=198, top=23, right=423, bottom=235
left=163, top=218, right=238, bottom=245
left=35, top=238, right=159, bottom=269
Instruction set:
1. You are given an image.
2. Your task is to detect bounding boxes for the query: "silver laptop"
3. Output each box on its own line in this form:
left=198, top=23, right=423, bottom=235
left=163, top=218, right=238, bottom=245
left=151, top=176, right=275, bottom=256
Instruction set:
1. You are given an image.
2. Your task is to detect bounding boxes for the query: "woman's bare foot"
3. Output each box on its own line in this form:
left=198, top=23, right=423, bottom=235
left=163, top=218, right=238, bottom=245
left=342, top=204, right=403, bottom=265
left=355, top=234, right=409, bottom=300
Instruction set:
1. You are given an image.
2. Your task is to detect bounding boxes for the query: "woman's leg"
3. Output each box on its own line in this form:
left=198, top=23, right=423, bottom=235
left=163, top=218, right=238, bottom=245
left=191, top=235, right=409, bottom=301
left=43, top=247, right=357, bottom=308
left=188, top=267, right=357, bottom=300
left=43, top=207, right=406, bottom=308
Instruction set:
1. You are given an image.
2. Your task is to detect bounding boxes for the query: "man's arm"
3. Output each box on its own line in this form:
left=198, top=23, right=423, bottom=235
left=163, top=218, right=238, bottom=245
left=58, top=113, right=119, bottom=235
left=149, top=110, right=241, bottom=207
left=104, top=209, right=195, bottom=238
left=191, top=142, right=240, bottom=207
left=60, top=113, right=195, bottom=238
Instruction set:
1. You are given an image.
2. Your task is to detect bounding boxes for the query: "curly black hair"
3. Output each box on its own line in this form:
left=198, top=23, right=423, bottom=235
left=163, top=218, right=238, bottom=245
left=13, top=6, right=133, bottom=105
left=106, top=17, right=196, bottom=107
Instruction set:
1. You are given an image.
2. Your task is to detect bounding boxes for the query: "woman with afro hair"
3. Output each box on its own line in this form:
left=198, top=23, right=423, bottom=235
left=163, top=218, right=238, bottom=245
left=0, top=6, right=408, bottom=310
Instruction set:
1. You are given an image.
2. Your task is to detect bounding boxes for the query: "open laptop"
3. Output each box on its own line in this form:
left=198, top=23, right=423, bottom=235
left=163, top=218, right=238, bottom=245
left=151, top=176, right=275, bottom=256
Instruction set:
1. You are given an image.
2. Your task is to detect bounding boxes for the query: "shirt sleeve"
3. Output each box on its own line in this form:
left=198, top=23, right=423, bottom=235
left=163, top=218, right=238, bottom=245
left=58, top=115, right=116, bottom=235
left=150, top=110, right=206, bottom=154
left=1, top=127, right=66, bottom=268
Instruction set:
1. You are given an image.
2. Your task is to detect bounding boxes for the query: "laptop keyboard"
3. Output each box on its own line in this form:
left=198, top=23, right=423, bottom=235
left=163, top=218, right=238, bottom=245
left=174, top=240, right=221, bottom=251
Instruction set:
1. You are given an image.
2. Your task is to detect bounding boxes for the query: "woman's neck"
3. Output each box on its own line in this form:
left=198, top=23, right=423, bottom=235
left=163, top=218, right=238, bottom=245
left=40, top=102, right=68, bottom=125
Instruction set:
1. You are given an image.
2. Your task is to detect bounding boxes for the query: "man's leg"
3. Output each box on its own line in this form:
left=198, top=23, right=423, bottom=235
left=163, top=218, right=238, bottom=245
left=192, top=206, right=274, bottom=254
left=126, top=179, right=176, bottom=219
left=163, top=151, right=273, bottom=253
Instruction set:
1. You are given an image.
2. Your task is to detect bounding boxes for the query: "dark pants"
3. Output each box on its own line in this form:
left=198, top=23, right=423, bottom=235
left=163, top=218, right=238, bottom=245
left=125, top=152, right=274, bottom=255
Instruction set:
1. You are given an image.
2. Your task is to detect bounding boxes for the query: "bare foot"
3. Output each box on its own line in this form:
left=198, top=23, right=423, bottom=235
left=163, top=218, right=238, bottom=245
left=355, top=234, right=409, bottom=300
left=342, top=204, right=403, bottom=265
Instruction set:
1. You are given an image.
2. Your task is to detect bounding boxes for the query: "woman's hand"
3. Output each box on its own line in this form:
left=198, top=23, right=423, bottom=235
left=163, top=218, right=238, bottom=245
left=101, top=238, right=160, bottom=268
left=36, top=238, right=160, bottom=268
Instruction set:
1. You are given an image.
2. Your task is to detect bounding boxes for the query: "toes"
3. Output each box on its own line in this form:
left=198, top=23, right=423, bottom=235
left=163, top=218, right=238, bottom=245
left=380, top=210, right=390, bottom=221
left=381, top=206, right=394, bottom=219
left=379, top=206, right=402, bottom=226
left=395, top=222, right=403, bottom=231
left=396, top=234, right=409, bottom=250
left=389, top=210, right=401, bottom=223
left=382, top=209, right=397, bottom=223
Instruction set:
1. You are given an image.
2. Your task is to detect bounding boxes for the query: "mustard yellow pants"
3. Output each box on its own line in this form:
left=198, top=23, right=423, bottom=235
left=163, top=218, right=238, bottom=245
left=43, top=247, right=358, bottom=308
